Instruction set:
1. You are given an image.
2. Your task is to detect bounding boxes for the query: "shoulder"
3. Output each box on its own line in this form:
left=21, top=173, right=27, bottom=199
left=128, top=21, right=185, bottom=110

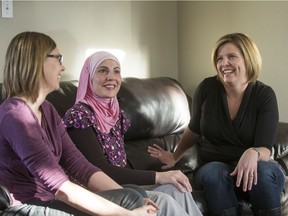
left=63, top=103, right=96, bottom=129
left=119, top=109, right=129, bottom=121
left=0, top=99, right=39, bottom=134
left=0, top=98, right=31, bottom=122
left=197, top=76, right=220, bottom=91
left=194, top=76, right=220, bottom=100
left=248, top=81, right=278, bottom=112
left=253, top=80, right=275, bottom=93
left=119, top=109, right=131, bottom=130
left=252, top=81, right=277, bottom=100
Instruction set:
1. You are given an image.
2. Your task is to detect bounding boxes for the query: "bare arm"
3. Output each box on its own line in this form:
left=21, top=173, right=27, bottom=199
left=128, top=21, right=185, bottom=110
left=55, top=174, right=157, bottom=216
left=87, top=171, right=122, bottom=192
left=173, top=127, right=201, bottom=162
left=148, top=127, right=201, bottom=169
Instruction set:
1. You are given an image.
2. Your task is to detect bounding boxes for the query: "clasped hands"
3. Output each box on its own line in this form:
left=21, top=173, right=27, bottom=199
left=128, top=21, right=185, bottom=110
left=148, top=144, right=259, bottom=192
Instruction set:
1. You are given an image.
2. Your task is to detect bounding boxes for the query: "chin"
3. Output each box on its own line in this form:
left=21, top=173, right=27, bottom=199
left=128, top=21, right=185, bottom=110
left=53, top=84, right=60, bottom=91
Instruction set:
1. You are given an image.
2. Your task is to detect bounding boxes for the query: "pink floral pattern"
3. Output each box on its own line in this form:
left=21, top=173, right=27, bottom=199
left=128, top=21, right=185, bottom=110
left=63, top=103, right=130, bottom=167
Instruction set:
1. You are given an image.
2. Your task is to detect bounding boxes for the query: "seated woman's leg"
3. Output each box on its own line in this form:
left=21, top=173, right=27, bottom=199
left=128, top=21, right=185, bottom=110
left=96, top=188, right=144, bottom=210
left=150, top=183, right=202, bottom=216
left=146, top=190, right=191, bottom=216
left=249, top=161, right=285, bottom=215
left=122, top=184, right=148, bottom=198
left=0, top=202, right=88, bottom=216
left=193, top=161, right=239, bottom=215
left=0, top=188, right=144, bottom=216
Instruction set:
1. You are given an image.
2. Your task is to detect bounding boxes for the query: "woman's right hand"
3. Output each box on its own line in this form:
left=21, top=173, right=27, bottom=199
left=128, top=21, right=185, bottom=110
left=131, top=205, right=157, bottom=216
left=147, top=144, right=176, bottom=169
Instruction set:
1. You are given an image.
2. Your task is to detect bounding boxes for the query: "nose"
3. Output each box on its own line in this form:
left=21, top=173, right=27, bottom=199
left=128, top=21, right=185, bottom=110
left=61, top=64, right=65, bottom=72
left=106, top=72, right=115, bottom=80
left=221, top=57, right=230, bottom=66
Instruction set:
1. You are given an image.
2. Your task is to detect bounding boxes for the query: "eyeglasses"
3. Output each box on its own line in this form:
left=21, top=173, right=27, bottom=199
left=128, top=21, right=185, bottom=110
left=47, top=54, right=63, bottom=65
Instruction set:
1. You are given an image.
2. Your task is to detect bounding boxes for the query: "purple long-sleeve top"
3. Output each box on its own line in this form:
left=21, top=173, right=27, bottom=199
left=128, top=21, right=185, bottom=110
left=0, top=98, right=100, bottom=206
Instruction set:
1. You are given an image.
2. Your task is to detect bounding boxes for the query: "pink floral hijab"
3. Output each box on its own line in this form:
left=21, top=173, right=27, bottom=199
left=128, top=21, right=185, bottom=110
left=76, top=51, right=120, bottom=133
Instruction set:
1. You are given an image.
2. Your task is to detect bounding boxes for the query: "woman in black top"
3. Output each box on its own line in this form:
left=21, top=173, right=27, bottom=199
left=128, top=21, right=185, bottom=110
left=148, top=33, right=285, bottom=216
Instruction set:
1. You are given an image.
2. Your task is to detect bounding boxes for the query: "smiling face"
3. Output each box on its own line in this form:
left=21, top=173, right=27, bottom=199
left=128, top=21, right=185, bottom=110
left=92, top=59, right=122, bottom=98
left=216, top=42, right=248, bottom=86
left=42, top=48, right=65, bottom=94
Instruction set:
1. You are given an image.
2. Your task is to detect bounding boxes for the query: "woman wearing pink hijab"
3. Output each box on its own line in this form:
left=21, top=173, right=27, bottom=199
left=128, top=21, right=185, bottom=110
left=63, top=51, right=202, bottom=216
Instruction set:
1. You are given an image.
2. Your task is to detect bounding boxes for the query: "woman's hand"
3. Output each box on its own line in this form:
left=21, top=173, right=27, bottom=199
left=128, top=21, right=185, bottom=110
left=230, top=148, right=259, bottom=191
left=147, top=144, right=176, bottom=169
left=148, top=144, right=192, bottom=192
left=131, top=205, right=157, bottom=216
left=155, top=170, right=192, bottom=193
left=144, top=198, right=159, bottom=211
left=131, top=198, right=158, bottom=216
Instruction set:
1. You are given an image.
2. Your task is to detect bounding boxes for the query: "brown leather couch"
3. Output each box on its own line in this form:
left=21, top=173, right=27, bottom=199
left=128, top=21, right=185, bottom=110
left=1, top=77, right=288, bottom=215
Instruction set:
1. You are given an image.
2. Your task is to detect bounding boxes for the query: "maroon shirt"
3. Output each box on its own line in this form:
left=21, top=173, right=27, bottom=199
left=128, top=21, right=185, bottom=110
left=0, top=98, right=100, bottom=206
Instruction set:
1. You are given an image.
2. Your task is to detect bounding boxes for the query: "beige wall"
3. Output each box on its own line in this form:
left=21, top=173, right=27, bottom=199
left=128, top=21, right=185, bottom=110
left=178, top=1, right=288, bottom=122
left=1, top=1, right=288, bottom=122
left=0, top=1, right=178, bottom=81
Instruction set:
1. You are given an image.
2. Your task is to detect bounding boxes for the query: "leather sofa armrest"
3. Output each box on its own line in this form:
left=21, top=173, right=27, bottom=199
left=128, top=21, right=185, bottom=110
left=276, top=157, right=288, bottom=175
left=274, top=122, right=288, bottom=175
left=0, top=185, right=12, bottom=210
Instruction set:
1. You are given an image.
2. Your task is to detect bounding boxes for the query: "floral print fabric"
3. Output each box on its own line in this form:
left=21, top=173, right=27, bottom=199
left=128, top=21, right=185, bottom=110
left=63, top=103, right=130, bottom=167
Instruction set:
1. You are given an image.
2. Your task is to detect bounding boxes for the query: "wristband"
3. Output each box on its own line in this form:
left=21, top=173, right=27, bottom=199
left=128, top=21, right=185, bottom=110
left=252, top=147, right=260, bottom=159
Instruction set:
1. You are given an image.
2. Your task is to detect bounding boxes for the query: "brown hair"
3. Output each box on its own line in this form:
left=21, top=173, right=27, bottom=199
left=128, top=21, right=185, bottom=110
left=2, top=31, right=56, bottom=102
left=211, top=33, right=262, bottom=83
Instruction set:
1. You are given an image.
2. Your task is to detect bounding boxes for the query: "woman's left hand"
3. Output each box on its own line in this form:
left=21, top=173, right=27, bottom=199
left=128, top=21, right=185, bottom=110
left=230, top=148, right=259, bottom=191
left=148, top=144, right=176, bottom=170
left=144, top=198, right=160, bottom=211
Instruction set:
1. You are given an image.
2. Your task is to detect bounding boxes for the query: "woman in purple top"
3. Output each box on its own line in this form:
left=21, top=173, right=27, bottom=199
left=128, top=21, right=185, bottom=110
left=63, top=51, right=202, bottom=216
left=0, top=31, right=157, bottom=216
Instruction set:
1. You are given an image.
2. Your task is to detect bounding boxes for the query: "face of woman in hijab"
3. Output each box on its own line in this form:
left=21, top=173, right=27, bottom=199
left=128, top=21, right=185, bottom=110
left=92, top=59, right=122, bottom=98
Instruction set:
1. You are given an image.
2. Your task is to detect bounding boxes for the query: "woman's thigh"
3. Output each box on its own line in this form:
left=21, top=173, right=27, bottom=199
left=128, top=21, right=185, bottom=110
left=0, top=202, right=87, bottom=216
left=193, top=161, right=234, bottom=190
left=1, top=188, right=144, bottom=216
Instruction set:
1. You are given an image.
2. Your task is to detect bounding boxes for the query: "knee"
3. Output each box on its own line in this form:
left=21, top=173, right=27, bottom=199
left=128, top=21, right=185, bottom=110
left=99, top=188, right=144, bottom=210
left=197, top=162, right=232, bottom=185
left=256, top=161, right=285, bottom=189
left=120, top=188, right=145, bottom=210
left=122, top=184, right=148, bottom=198
left=147, top=190, right=175, bottom=207
left=162, top=184, right=193, bottom=199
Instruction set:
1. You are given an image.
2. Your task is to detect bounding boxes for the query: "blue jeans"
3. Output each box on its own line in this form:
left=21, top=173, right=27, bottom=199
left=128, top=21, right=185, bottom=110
left=193, top=161, right=285, bottom=214
left=0, top=188, right=144, bottom=216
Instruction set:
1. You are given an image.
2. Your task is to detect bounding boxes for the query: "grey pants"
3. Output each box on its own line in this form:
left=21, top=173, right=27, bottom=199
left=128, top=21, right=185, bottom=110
left=144, top=183, right=203, bottom=216
left=0, top=188, right=144, bottom=216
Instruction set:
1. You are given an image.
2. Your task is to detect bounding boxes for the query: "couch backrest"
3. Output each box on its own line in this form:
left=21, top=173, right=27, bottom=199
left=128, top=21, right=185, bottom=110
left=118, top=77, right=191, bottom=140
left=0, top=77, right=192, bottom=141
left=0, top=77, right=193, bottom=172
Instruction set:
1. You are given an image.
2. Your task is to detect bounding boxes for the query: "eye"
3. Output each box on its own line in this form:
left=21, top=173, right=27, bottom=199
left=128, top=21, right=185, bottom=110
left=216, top=56, right=223, bottom=63
left=97, top=68, right=108, bottom=74
left=114, top=69, right=121, bottom=74
left=228, top=54, right=237, bottom=60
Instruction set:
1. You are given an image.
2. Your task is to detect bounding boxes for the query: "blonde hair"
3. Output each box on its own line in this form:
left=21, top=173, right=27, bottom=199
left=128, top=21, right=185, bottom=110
left=211, top=33, right=262, bottom=83
left=2, top=31, right=56, bottom=102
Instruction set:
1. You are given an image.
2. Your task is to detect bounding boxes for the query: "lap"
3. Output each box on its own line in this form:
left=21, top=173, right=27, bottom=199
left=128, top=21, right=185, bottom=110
left=0, top=188, right=145, bottom=216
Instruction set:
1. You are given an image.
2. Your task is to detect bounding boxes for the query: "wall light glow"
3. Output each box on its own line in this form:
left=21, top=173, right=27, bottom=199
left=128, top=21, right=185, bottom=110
left=85, top=48, right=126, bottom=65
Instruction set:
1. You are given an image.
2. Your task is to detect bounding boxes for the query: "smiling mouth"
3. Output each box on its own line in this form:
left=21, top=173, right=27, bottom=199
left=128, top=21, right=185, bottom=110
left=104, top=84, right=117, bottom=89
left=223, top=69, right=233, bottom=75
